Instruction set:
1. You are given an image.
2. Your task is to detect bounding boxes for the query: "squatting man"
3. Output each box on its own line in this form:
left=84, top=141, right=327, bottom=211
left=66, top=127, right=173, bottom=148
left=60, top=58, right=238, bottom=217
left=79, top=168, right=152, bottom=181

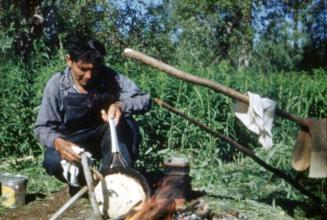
left=34, top=37, right=151, bottom=194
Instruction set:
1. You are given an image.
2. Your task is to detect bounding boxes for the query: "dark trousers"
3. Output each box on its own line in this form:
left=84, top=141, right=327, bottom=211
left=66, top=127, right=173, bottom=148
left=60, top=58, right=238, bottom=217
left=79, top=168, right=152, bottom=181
left=42, top=117, right=140, bottom=185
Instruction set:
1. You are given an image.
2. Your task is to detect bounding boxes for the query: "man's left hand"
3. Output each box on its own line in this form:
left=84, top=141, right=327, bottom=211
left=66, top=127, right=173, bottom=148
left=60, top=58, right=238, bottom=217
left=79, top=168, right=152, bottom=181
left=101, top=102, right=123, bottom=125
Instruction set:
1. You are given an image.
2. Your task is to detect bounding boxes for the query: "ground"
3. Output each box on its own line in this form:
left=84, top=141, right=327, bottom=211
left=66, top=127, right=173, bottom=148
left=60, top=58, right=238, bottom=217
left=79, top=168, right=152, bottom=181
left=0, top=186, right=295, bottom=220
left=0, top=156, right=324, bottom=219
left=0, top=186, right=94, bottom=220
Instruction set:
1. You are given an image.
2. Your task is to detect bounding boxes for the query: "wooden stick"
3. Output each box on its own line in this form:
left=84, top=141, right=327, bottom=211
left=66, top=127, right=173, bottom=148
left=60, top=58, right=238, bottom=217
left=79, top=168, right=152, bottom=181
left=154, top=98, right=327, bottom=213
left=123, top=48, right=308, bottom=128
left=81, top=153, right=102, bottom=220
left=49, top=186, right=88, bottom=220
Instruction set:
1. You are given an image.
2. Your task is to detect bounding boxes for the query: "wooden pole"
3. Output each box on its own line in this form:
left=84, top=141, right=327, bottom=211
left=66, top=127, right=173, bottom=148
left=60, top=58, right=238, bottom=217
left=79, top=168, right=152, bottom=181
left=154, top=98, right=326, bottom=213
left=81, top=153, right=103, bottom=220
left=123, top=48, right=308, bottom=128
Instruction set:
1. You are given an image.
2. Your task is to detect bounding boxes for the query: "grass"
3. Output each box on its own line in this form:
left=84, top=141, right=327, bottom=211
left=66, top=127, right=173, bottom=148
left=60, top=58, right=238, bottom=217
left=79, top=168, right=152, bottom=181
left=0, top=58, right=326, bottom=219
left=130, top=62, right=326, bottom=219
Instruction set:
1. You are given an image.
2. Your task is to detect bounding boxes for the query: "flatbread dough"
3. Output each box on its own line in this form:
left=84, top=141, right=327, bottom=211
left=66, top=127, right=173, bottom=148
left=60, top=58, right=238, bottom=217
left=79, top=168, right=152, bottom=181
left=94, top=173, right=147, bottom=219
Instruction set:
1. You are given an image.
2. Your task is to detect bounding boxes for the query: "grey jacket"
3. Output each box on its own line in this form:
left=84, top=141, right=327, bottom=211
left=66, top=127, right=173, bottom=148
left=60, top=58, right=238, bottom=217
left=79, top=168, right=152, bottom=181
left=34, top=66, right=151, bottom=148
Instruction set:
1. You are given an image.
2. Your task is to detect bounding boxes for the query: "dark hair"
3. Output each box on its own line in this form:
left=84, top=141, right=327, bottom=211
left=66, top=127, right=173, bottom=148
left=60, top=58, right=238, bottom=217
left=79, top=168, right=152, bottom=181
left=66, top=37, right=106, bottom=64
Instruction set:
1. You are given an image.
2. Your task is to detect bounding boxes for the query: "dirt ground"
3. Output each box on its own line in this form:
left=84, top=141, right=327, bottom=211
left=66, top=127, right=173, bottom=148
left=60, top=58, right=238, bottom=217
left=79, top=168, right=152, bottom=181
left=0, top=171, right=172, bottom=220
left=0, top=187, right=94, bottom=220
left=0, top=172, right=304, bottom=220
left=0, top=187, right=303, bottom=220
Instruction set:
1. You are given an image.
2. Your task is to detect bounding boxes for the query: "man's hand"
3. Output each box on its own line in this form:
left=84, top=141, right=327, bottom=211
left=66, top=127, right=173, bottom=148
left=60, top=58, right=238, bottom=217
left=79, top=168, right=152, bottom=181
left=54, top=137, right=80, bottom=163
left=101, top=101, right=123, bottom=125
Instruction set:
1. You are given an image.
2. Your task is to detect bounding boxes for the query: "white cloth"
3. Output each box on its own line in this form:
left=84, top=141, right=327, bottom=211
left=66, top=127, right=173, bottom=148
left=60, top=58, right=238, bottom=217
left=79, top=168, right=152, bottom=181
left=232, top=92, right=276, bottom=149
left=60, top=145, right=92, bottom=187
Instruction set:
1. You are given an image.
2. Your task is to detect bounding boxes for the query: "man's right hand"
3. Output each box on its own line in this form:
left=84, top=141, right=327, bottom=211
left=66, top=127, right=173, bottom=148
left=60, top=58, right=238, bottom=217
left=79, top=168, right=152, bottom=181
left=54, top=137, right=81, bottom=163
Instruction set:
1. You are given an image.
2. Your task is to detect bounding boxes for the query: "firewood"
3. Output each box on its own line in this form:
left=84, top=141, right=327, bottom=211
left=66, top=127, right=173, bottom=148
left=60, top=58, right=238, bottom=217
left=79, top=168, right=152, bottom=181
left=125, top=198, right=176, bottom=220
left=147, top=199, right=176, bottom=220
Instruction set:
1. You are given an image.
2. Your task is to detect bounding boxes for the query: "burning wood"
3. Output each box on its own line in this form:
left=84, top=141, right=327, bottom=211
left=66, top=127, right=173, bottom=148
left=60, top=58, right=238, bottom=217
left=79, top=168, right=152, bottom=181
left=125, top=160, right=191, bottom=220
left=125, top=198, right=176, bottom=220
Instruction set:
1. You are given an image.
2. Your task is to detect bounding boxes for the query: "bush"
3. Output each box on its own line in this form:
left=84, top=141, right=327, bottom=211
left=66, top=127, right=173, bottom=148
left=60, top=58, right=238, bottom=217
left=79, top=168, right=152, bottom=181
left=0, top=54, right=65, bottom=159
left=0, top=60, right=35, bottom=157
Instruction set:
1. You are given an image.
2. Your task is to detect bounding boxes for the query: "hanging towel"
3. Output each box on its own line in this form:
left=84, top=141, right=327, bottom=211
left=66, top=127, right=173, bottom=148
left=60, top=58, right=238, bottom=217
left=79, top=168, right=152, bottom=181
left=60, top=145, right=92, bottom=187
left=232, top=92, right=277, bottom=149
left=308, top=118, right=327, bottom=178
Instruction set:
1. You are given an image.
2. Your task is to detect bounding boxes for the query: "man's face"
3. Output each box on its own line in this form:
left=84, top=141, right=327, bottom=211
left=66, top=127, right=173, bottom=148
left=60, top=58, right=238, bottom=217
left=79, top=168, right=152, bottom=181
left=66, top=56, right=98, bottom=88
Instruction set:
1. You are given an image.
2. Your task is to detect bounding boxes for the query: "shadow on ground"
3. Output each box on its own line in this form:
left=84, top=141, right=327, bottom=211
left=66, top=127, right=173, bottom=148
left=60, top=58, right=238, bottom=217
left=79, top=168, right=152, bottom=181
left=26, top=193, right=47, bottom=204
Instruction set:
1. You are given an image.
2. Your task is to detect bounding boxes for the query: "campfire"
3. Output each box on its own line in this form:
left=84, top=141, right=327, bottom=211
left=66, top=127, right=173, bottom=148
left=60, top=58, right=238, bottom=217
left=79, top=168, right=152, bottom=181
left=123, top=156, right=210, bottom=220
left=49, top=155, right=214, bottom=220
left=89, top=154, right=219, bottom=220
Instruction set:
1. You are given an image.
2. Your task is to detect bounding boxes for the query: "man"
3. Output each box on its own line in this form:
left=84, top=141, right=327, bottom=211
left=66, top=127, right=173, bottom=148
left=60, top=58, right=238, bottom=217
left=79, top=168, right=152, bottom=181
left=34, top=37, right=151, bottom=191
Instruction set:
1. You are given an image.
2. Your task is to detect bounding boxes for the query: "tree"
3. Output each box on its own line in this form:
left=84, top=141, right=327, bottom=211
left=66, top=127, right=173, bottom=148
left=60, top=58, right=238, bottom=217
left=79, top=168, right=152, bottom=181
left=301, top=0, right=327, bottom=69
left=251, top=0, right=313, bottom=72
left=165, top=0, right=253, bottom=69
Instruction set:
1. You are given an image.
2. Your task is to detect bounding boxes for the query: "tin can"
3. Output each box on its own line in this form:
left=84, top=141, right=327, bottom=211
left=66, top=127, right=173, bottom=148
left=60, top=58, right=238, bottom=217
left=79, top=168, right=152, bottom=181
left=164, top=155, right=190, bottom=176
left=162, top=156, right=191, bottom=209
left=0, top=173, right=28, bottom=208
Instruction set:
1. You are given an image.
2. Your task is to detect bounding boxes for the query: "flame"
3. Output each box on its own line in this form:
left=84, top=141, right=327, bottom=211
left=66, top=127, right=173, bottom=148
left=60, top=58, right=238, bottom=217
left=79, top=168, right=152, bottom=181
left=125, top=175, right=187, bottom=220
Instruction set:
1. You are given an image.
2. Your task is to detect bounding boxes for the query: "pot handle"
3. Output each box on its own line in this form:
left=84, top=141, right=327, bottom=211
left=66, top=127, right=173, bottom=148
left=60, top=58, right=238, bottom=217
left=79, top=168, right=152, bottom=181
left=108, top=117, right=120, bottom=153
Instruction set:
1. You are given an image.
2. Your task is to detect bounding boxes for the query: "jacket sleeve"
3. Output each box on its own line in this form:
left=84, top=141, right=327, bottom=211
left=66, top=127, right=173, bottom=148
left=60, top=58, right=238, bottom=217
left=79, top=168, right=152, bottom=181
left=33, top=74, right=63, bottom=148
left=117, top=74, right=151, bottom=116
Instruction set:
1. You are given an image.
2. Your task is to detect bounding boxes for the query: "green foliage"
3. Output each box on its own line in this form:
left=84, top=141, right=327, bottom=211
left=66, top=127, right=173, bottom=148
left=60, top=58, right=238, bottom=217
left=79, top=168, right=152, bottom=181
left=0, top=61, right=36, bottom=157
left=0, top=54, right=65, bottom=158
left=167, top=0, right=253, bottom=68
left=0, top=26, right=14, bottom=54
left=123, top=60, right=327, bottom=217
left=31, top=55, right=65, bottom=107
